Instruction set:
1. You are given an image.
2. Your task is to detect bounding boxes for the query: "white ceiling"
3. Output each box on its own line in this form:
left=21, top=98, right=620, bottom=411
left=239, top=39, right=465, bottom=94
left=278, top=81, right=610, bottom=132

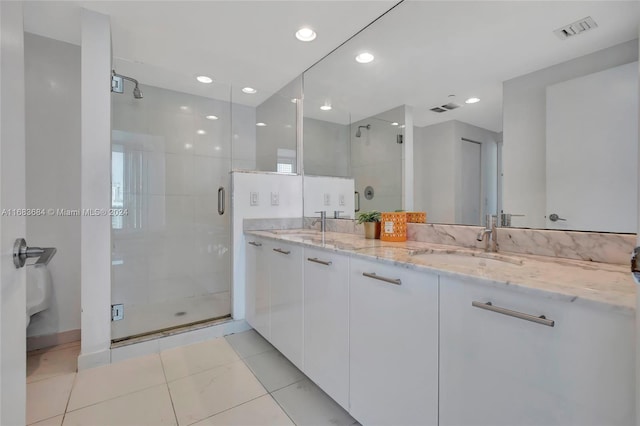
left=22, top=1, right=640, bottom=129
left=303, top=1, right=640, bottom=130
left=23, top=0, right=397, bottom=106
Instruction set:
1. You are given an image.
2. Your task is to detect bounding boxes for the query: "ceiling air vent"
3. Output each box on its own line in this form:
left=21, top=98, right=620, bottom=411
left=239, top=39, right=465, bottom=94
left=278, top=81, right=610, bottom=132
left=430, top=106, right=447, bottom=113
left=554, top=16, right=598, bottom=40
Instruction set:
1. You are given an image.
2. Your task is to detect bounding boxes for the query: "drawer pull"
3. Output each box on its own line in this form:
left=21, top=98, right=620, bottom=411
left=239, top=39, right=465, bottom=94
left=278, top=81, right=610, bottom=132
left=362, top=272, right=401, bottom=286
left=273, top=248, right=291, bottom=255
left=248, top=241, right=262, bottom=247
left=472, top=301, right=555, bottom=327
left=307, top=257, right=332, bottom=266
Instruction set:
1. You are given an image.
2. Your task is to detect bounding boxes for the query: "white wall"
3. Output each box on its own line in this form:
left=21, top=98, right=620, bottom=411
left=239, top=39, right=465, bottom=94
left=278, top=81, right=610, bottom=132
left=303, top=118, right=350, bottom=177
left=24, top=33, right=81, bottom=339
left=414, top=120, right=499, bottom=225
left=231, top=171, right=303, bottom=319
left=232, top=103, right=257, bottom=171
left=502, top=39, right=638, bottom=228
left=79, top=9, right=112, bottom=370
left=303, top=176, right=355, bottom=219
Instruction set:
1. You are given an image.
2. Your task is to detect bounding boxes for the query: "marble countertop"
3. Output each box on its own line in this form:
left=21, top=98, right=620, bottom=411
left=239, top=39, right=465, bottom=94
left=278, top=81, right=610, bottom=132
left=245, top=229, right=636, bottom=315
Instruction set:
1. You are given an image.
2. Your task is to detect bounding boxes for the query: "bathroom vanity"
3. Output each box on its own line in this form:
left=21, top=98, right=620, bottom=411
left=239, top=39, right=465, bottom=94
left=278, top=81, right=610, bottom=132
left=244, top=229, right=635, bottom=426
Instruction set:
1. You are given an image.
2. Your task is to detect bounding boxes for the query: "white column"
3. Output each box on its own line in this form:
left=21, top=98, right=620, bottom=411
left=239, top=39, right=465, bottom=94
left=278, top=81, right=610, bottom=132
left=636, top=24, right=640, bottom=426
left=0, top=2, right=26, bottom=424
left=79, top=9, right=112, bottom=370
left=403, top=105, right=414, bottom=211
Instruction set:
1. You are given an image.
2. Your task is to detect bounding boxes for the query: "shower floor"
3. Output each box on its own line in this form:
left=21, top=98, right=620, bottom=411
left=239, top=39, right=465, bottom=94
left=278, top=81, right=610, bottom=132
left=111, top=291, right=231, bottom=341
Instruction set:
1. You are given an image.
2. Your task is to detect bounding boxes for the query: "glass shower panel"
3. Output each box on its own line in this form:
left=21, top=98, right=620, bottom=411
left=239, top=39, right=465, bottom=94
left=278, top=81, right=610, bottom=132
left=111, top=65, right=232, bottom=341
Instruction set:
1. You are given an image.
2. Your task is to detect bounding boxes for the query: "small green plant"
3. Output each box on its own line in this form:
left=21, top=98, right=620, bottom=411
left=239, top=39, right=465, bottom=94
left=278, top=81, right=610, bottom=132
left=357, top=210, right=381, bottom=224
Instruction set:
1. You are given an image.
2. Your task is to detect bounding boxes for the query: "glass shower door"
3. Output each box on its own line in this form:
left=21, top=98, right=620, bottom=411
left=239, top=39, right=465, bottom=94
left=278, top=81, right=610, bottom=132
left=110, top=66, right=232, bottom=341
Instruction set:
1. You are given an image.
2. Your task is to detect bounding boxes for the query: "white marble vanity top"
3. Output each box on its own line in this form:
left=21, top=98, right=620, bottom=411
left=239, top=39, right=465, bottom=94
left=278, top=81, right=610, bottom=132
left=245, top=229, right=636, bottom=314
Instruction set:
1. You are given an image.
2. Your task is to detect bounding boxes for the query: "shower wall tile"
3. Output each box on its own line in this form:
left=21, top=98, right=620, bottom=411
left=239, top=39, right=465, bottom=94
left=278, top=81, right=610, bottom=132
left=193, top=156, right=230, bottom=195
left=164, top=153, right=195, bottom=196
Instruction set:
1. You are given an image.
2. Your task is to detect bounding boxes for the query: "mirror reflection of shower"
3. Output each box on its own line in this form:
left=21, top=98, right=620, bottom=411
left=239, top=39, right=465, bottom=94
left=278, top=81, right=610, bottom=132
left=111, top=70, right=143, bottom=99
left=355, top=124, right=370, bottom=138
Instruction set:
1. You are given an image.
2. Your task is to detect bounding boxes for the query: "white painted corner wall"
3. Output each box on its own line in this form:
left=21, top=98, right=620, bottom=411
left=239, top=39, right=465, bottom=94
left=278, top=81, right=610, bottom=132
left=79, top=9, right=112, bottom=370
left=231, top=171, right=303, bottom=319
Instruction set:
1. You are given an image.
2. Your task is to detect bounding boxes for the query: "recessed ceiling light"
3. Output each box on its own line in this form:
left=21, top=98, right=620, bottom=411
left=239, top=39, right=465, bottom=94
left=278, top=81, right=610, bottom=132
left=355, top=52, right=374, bottom=64
left=206, top=115, right=219, bottom=120
left=196, top=75, right=213, bottom=84
left=185, top=143, right=193, bottom=149
left=214, top=146, right=221, bottom=151
left=391, top=122, right=399, bottom=126
left=242, top=87, right=257, bottom=94
left=180, top=105, right=189, bottom=111
left=256, top=122, right=267, bottom=127
left=291, top=98, right=298, bottom=104
left=465, top=97, right=481, bottom=104
left=320, top=105, right=332, bottom=111
left=197, top=129, right=206, bottom=135
left=295, top=27, right=317, bottom=42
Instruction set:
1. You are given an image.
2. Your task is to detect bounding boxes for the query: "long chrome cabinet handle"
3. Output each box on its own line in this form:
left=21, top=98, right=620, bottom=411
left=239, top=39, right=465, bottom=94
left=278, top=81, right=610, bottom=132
left=248, top=241, right=262, bottom=247
left=307, top=257, right=332, bottom=266
left=273, top=248, right=291, bottom=255
left=218, top=186, right=225, bottom=215
left=472, top=301, right=555, bottom=327
left=362, top=272, right=401, bottom=286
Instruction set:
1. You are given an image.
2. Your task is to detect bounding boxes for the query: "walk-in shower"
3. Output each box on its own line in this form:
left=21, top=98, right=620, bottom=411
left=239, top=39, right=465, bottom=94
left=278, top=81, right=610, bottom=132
left=110, top=65, right=232, bottom=342
left=355, top=124, right=371, bottom=138
left=111, top=70, right=143, bottom=99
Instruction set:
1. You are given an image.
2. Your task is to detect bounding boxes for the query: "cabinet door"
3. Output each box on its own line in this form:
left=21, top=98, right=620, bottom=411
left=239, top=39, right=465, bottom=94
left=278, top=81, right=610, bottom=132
left=245, top=237, right=270, bottom=339
left=440, top=275, right=635, bottom=426
left=349, top=257, right=438, bottom=426
left=304, top=247, right=349, bottom=409
left=270, top=241, right=304, bottom=369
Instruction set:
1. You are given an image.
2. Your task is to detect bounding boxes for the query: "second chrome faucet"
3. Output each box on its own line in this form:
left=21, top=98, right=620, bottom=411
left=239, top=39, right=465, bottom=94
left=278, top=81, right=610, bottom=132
left=312, top=211, right=327, bottom=233
left=476, top=214, right=498, bottom=252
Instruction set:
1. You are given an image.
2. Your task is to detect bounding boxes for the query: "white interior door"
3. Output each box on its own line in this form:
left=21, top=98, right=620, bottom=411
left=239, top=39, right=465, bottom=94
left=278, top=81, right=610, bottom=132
left=546, top=61, right=638, bottom=232
left=460, top=139, right=482, bottom=225
left=0, top=2, right=27, bottom=424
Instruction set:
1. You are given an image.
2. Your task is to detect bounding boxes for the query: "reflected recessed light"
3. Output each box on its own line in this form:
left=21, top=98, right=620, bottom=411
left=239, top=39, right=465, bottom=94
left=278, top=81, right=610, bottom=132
left=242, top=87, right=257, bottom=94
left=295, top=27, right=317, bottom=42
left=185, top=143, right=193, bottom=149
left=399, top=125, right=406, bottom=129
left=206, top=115, right=219, bottom=120
left=320, top=105, right=332, bottom=111
left=197, top=129, right=206, bottom=135
left=391, top=122, right=399, bottom=126
left=291, top=98, right=298, bottom=104
left=214, top=146, right=221, bottom=151
left=465, top=97, right=481, bottom=104
left=355, top=52, right=374, bottom=64
left=256, top=122, right=267, bottom=127
left=196, top=75, right=213, bottom=84
left=180, top=105, right=189, bottom=111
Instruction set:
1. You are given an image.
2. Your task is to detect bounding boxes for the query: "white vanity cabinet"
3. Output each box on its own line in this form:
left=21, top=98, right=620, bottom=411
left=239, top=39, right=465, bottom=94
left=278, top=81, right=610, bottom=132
left=269, top=240, right=304, bottom=369
left=349, top=257, right=439, bottom=425
left=303, top=247, right=350, bottom=409
left=439, top=275, right=635, bottom=426
left=245, top=237, right=270, bottom=339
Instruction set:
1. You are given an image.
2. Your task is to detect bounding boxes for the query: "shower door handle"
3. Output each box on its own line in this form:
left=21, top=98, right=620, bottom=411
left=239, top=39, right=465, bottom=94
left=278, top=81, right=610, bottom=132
left=218, top=187, right=225, bottom=215
left=355, top=191, right=360, bottom=212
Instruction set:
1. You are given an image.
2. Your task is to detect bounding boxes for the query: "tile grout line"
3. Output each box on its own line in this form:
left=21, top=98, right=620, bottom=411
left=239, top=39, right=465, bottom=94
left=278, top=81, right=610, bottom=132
left=60, top=369, right=78, bottom=425
left=158, top=352, right=180, bottom=426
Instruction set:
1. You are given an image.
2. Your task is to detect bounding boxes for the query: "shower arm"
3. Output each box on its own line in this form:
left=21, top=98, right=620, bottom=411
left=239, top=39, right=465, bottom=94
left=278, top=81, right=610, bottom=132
left=113, top=71, right=140, bottom=87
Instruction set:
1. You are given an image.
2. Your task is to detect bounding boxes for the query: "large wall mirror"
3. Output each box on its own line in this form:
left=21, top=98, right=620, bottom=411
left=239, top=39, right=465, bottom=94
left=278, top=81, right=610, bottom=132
left=302, top=1, right=639, bottom=232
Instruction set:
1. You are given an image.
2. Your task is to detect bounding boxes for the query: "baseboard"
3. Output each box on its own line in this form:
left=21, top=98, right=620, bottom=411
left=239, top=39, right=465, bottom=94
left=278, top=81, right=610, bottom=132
left=27, top=329, right=81, bottom=352
left=77, top=348, right=111, bottom=371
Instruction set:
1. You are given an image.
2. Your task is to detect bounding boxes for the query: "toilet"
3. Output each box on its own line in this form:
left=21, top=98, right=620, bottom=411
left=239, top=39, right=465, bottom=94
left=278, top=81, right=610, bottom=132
left=26, top=264, right=53, bottom=328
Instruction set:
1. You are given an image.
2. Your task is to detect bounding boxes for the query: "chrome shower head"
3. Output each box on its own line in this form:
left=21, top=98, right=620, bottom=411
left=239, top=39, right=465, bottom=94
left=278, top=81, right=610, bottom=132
left=133, top=84, right=143, bottom=99
left=355, top=124, right=371, bottom=138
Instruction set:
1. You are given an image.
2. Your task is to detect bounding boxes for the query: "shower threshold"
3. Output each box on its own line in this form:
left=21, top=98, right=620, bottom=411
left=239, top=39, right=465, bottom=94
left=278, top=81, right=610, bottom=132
left=111, top=314, right=232, bottom=348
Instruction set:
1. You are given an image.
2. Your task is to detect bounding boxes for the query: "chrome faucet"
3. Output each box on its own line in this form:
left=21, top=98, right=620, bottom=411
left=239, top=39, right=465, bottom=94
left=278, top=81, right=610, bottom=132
left=312, top=211, right=327, bottom=232
left=476, top=214, right=498, bottom=252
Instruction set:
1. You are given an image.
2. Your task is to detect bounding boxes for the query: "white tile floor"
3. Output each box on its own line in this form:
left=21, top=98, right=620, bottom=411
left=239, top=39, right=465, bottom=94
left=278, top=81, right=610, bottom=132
left=27, top=330, right=359, bottom=426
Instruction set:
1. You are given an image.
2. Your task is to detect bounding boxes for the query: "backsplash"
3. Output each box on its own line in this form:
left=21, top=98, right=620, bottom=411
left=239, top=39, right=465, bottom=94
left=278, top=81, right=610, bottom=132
left=301, top=218, right=635, bottom=266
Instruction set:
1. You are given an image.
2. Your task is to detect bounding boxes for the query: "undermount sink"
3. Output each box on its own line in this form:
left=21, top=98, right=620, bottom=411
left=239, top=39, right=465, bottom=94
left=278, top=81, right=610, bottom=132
left=411, top=250, right=524, bottom=268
